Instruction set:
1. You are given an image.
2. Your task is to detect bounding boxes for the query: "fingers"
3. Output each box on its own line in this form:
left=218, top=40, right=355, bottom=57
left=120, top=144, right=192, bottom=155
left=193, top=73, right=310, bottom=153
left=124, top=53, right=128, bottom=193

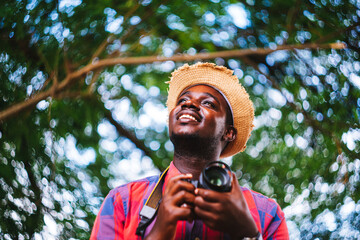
left=158, top=174, right=196, bottom=222
left=165, top=175, right=196, bottom=207
left=194, top=188, right=224, bottom=202
left=148, top=174, right=197, bottom=239
left=193, top=174, right=259, bottom=236
left=165, top=174, right=195, bottom=196
left=193, top=190, right=224, bottom=230
left=193, top=206, right=219, bottom=229
left=163, top=173, right=196, bottom=207
left=172, top=189, right=196, bottom=207
left=168, top=205, right=193, bottom=219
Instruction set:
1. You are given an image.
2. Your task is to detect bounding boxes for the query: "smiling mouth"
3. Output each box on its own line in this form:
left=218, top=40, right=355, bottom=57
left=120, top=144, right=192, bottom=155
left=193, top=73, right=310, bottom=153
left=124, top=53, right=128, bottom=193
left=178, top=114, right=199, bottom=122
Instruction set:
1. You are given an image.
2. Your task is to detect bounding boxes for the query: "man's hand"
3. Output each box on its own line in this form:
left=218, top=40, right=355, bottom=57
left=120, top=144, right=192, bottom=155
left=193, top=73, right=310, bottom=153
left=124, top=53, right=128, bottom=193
left=194, top=173, right=259, bottom=239
left=145, top=174, right=196, bottom=240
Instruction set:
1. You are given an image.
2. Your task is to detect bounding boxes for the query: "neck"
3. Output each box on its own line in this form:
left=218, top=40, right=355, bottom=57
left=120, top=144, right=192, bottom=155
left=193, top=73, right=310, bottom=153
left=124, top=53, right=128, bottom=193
left=170, top=133, right=226, bottom=179
left=172, top=147, right=220, bottom=180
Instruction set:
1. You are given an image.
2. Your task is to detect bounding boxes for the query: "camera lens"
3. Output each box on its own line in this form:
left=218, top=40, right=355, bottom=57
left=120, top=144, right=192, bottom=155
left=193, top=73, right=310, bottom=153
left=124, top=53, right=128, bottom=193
left=199, top=161, right=232, bottom=192
left=205, top=167, right=227, bottom=186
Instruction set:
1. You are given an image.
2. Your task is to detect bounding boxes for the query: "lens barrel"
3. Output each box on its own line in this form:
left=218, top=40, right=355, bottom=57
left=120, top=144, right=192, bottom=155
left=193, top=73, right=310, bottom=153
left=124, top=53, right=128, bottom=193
left=198, top=161, right=232, bottom=192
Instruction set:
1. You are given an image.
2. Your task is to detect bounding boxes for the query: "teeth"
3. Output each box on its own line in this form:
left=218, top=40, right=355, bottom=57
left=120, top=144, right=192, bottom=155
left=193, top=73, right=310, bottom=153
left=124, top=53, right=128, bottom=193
left=179, top=114, right=197, bottom=121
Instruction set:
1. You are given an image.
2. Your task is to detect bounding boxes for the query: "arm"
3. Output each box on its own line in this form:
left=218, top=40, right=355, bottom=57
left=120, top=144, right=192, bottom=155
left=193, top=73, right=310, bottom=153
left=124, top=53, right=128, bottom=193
left=267, top=217, right=288, bottom=240
left=261, top=202, right=289, bottom=240
left=90, top=190, right=125, bottom=240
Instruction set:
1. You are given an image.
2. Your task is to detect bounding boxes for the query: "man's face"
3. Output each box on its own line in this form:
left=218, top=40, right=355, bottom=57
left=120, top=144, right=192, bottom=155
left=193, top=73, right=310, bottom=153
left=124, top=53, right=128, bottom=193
left=169, top=85, right=231, bottom=141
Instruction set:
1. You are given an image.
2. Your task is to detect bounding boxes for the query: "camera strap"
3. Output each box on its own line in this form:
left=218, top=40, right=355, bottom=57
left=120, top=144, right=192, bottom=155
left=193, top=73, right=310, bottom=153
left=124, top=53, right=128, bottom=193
left=135, top=166, right=169, bottom=237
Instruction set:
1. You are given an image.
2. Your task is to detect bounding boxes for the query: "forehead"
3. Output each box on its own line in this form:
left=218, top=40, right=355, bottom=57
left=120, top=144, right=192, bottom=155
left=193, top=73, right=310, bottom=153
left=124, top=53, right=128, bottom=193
left=178, top=84, right=234, bottom=124
left=179, top=84, right=226, bottom=103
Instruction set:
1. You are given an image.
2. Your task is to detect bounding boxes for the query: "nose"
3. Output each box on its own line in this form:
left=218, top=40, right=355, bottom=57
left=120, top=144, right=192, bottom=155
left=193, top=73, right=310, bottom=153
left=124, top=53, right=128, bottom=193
left=181, top=99, right=200, bottom=111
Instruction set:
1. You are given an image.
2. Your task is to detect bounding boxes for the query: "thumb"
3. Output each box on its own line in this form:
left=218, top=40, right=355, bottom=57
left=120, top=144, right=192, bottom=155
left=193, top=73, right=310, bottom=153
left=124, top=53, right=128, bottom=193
left=231, top=172, right=242, bottom=191
left=231, top=172, right=239, bottom=185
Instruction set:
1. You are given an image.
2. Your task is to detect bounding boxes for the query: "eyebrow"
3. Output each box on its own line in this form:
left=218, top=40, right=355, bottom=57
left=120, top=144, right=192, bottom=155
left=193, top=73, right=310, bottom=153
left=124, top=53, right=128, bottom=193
left=179, top=91, right=220, bottom=105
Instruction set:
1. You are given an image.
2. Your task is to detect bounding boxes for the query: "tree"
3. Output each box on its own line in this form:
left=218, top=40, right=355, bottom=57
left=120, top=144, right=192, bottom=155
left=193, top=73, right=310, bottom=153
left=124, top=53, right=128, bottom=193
left=0, top=0, right=359, bottom=239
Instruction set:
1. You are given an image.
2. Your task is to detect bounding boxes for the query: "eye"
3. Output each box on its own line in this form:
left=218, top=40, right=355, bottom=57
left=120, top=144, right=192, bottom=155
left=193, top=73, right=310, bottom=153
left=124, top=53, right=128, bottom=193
left=177, top=98, right=187, bottom=105
left=203, top=100, right=216, bottom=108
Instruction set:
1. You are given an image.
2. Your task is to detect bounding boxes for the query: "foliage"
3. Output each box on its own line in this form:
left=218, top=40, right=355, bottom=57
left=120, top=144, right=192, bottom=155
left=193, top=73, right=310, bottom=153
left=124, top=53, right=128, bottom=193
left=0, top=0, right=359, bottom=239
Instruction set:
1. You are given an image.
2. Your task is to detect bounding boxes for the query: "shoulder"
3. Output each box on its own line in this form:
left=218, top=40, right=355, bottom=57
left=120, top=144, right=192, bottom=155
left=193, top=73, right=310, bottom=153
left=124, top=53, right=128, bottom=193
left=102, top=176, right=159, bottom=216
left=108, top=175, right=160, bottom=197
left=105, top=175, right=160, bottom=204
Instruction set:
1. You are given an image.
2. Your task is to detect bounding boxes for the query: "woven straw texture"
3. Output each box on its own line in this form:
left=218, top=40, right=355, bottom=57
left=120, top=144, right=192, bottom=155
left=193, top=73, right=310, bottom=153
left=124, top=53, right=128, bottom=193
left=166, top=62, right=254, bottom=158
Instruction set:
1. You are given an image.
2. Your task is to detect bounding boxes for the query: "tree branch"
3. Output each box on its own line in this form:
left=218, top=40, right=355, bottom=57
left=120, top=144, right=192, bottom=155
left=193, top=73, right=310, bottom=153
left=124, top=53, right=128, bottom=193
left=0, top=42, right=346, bottom=123
left=87, top=69, right=103, bottom=94
left=92, top=42, right=346, bottom=66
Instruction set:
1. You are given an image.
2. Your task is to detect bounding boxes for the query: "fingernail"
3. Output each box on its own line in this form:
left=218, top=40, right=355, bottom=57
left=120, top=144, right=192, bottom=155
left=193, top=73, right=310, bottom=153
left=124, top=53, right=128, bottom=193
left=194, top=189, right=199, bottom=194
left=186, top=173, right=192, bottom=177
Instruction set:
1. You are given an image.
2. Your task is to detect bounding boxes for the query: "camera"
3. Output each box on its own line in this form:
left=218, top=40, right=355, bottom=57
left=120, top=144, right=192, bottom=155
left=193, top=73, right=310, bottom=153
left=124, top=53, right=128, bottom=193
left=186, top=161, right=232, bottom=192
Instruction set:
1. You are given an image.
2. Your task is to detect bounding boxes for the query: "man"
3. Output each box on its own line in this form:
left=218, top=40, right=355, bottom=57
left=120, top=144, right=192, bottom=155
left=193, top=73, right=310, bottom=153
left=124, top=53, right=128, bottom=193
left=90, top=62, right=289, bottom=239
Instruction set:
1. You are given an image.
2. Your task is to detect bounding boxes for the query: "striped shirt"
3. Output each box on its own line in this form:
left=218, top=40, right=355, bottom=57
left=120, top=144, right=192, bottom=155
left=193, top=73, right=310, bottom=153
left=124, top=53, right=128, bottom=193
left=90, top=162, right=289, bottom=239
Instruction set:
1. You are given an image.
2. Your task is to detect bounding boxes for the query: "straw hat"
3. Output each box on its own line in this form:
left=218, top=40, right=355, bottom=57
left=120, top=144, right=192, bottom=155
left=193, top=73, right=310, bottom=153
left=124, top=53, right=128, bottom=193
left=166, top=62, right=254, bottom=158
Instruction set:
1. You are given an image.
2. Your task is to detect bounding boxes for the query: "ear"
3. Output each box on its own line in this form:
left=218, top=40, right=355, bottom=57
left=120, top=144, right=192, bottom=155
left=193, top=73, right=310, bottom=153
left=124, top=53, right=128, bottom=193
left=222, top=126, right=237, bottom=142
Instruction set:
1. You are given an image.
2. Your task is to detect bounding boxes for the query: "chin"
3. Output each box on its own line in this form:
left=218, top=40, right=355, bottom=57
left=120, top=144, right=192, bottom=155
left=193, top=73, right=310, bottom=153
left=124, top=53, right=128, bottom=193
left=170, top=130, right=200, bottom=142
left=171, top=132, right=199, bottom=139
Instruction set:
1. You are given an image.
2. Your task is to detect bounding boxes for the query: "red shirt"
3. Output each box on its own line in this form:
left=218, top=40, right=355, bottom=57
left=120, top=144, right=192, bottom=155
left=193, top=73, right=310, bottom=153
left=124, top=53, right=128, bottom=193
left=91, top=162, right=289, bottom=239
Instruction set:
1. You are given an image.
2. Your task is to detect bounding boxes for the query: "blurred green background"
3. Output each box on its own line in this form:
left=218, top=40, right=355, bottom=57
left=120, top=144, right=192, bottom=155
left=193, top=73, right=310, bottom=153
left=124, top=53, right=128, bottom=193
left=0, top=0, right=359, bottom=239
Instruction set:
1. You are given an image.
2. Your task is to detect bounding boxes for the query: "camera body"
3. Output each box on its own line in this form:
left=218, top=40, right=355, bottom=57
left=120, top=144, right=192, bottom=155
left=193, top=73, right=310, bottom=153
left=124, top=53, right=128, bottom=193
left=185, top=161, right=232, bottom=192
